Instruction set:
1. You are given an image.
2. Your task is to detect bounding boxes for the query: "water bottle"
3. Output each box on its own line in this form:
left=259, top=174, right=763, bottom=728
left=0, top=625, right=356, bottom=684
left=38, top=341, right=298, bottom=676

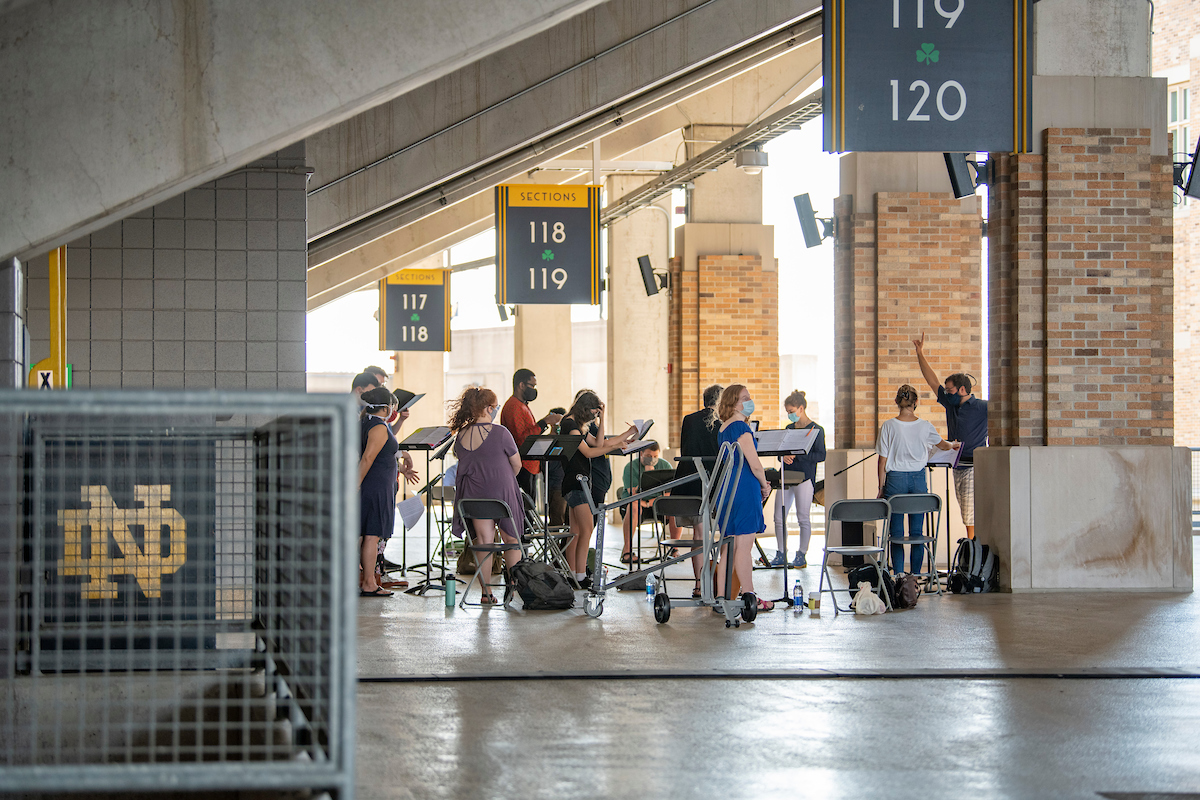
left=646, top=573, right=657, bottom=602
left=792, top=580, right=803, bottom=614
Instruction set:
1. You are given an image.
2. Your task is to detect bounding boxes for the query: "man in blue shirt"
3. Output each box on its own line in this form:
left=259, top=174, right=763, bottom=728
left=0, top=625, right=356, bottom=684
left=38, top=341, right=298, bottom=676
left=914, top=333, right=988, bottom=540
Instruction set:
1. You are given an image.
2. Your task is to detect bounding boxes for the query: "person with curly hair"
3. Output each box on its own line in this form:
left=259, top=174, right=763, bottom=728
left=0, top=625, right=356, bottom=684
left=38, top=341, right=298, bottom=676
left=876, top=383, right=957, bottom=575
left=714, top=384, right=773, bottom=612
left=448, top=386, right=524, bottom=604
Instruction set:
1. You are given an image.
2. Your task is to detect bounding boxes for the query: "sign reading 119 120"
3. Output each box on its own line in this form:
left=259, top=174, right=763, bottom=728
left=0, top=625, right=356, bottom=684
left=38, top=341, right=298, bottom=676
left=824, top=0, right=1031, bottom=154
left=495, top=184, right=601, bottom=305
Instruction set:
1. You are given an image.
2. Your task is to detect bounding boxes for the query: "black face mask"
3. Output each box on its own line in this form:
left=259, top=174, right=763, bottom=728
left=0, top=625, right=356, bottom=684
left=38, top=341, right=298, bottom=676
left=944, top=391, right=963, bottom=407
left=522, top=385, right=538, bottom=403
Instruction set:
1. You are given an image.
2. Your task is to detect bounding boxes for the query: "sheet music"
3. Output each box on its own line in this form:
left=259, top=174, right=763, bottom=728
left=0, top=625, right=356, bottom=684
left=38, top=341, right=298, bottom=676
left=400, top=426, right=452, bottom=448
left=526, top=439, right=552, bottom=457
left=397, top=495, right=425, bottom=531
left=631, top=419, right=654, bottom=441
left=755, top=427, right=817, bottom=454
left=399, top=392, right=424, bottom=411
left=927, top=444, right=962, bottom=466
left=619, top=438, right=657, bottom=456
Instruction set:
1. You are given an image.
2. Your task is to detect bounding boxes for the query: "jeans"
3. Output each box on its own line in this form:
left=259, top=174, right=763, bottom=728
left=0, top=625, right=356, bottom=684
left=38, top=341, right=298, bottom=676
left=883, top=470, right=927, bottom=574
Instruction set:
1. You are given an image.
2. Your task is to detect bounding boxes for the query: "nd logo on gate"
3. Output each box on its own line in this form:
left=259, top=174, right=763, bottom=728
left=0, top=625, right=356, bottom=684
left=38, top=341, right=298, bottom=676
left=57, top=485, right=187, bottom=600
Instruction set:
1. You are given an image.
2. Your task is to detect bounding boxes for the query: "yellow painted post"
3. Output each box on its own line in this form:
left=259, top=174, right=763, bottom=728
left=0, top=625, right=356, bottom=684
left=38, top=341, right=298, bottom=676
left=28, top=246, right=66, bottom=389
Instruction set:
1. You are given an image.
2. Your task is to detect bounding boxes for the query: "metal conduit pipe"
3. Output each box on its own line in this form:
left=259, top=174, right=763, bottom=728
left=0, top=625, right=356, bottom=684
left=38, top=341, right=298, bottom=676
left=306, top=12, right=822, bottom=269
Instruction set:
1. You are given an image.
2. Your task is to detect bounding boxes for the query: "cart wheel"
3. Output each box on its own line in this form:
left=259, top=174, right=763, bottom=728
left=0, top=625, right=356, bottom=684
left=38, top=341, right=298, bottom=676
left=725, top=620, right=732, bottom=628
left=740, top=591, right=758, bottom=623
left=584, top=596, right=604, bottom=618
left=734, top=619, right=740, bottom=627
left=653, top=592, right=671, bottom=623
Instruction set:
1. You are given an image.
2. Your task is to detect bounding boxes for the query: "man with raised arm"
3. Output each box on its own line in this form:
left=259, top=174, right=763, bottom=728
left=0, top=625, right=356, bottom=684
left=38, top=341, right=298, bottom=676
left=913, top=332, right=988, bottom=540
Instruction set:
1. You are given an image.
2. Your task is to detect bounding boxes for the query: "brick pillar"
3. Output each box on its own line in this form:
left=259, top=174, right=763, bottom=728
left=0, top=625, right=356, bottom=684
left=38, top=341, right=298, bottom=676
left=833, top=193, right=982, bottom=449
left=988, top=127, right=1174, bottom=446
left=668, top=225, right=778, bottom=435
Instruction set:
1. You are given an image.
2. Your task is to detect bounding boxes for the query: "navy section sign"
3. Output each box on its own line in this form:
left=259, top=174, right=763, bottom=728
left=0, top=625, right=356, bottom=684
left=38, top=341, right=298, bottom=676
left=824, top=0, right=1031, bottom=153
left=496, top=184, right=601, bottom=305
left=380, top=269, right=451, bottom=351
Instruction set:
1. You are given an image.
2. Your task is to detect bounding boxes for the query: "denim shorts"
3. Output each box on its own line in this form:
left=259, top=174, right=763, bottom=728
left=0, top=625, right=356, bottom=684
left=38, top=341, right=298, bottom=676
left=565, top=488, right=590, bottom=509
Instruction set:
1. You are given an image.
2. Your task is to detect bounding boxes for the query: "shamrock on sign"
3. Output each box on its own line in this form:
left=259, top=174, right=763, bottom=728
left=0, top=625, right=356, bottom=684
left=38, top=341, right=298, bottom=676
left=410, top=313, right=420, bottom=322
left=541, top=249, right=555, bottom=261
left=917, top=43, right=939, bottom=64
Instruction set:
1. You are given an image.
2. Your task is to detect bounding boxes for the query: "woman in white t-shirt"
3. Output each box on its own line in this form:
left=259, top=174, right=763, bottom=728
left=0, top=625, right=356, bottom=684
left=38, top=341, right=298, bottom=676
left=875, top=384, right=958, bottom=575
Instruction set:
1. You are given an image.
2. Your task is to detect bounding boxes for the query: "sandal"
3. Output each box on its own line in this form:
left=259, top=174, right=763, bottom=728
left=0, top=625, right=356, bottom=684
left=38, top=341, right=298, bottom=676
left=619, top=552, right=640, bottom=564
left=480, top=593, right=499, bottom=605
left=756, top=599, right=775, bottom=612
left=692, top=585, right=702, bottom=599
left=359, top=587, right=394, bottom=597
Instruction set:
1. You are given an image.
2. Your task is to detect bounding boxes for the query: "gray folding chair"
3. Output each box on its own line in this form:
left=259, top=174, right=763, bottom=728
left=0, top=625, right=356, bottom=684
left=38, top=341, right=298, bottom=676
left=819, top=498, right=892, bottom=614
left=457, top=498, right=526, bottom=609
left=885, top=492, right=942, bottom=594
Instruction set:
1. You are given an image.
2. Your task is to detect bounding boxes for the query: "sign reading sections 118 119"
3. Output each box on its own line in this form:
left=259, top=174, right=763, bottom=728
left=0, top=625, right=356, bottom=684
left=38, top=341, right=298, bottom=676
left=379, top=269, right=451, bottom=352
left=495, top=184, right=601, bottom=305
left=824, top=0, right=1031, bottom=154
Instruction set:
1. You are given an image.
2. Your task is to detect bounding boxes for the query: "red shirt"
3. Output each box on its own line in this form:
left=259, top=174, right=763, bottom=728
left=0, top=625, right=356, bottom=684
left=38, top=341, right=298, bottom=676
left=501, top=395, right=542, bottom=474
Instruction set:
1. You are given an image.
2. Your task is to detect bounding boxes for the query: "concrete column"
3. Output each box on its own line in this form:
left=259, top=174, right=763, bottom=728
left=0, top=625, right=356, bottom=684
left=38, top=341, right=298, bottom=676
left=605, top=176, right=670, bottom=447
left=668, top=160, right=778, bottom=436
left=0, top=257, right=24, bottom=388
left=513, top=303, right=573, bottom=418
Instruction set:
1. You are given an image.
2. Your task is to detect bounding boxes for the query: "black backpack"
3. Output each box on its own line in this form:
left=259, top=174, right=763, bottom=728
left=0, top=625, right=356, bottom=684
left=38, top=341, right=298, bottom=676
left=508, top=560, right=576, bottom=610
left=948, top=538, right=999, bottom=593
left=847, top=564, right=895, bottom=608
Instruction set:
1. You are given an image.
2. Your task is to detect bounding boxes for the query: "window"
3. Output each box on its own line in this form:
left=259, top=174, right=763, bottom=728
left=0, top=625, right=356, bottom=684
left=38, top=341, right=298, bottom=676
left=1170, top=86, right=1191, bottom=157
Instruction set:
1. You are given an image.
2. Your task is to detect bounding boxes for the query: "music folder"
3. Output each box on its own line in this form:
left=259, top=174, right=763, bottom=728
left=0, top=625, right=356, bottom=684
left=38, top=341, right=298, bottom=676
left=926, top=443, right=964, bottom=467
left=519, top=434, right=583, bottom=461
left=398, top=426, right=453, bottom=451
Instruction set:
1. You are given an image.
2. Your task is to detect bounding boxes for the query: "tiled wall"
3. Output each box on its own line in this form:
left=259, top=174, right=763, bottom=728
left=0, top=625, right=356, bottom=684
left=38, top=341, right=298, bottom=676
left=989, top=128, right=1174, bottom=446
left=833, top=193, right=983, bottom=449
left=25, top=145, right=307, bottom=390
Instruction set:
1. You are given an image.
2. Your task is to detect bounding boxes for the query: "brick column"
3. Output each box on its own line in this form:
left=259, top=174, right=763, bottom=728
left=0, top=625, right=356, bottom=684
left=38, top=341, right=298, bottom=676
left=668, top=225, right=778, bottom=435
left=833, top=192, right=982, bottom=449
left=988, top=127, right=1174, bottom=446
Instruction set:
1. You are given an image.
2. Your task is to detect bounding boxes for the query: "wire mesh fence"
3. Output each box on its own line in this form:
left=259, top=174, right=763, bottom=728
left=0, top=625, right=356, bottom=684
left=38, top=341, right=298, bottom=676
left=0, top=391, right=357, bottom=797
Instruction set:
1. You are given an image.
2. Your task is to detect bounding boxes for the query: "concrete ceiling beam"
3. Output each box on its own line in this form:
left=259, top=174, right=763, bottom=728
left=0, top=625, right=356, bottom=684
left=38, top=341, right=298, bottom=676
left=305, top=0, right=822, bottom=263
left=0, top=0, right=607, bottom=262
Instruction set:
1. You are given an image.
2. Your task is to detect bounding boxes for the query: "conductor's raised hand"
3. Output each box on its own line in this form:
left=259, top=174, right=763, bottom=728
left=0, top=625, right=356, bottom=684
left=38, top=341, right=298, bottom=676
left=913, top=331, right=926, bottom=353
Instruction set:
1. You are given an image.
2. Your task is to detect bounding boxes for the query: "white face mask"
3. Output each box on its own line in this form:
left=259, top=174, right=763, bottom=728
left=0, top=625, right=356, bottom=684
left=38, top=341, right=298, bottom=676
left=489, top=405, right=498, bottom=421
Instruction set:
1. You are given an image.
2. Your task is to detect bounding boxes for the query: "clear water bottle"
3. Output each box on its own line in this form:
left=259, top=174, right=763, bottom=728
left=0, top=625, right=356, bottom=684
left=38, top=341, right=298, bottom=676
left=646, top=574, right=657, bottom=602
left=792, top=580, right=804, bottom=614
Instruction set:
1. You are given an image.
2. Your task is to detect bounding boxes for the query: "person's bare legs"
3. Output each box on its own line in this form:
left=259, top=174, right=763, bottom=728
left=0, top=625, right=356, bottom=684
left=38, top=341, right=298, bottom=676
left=714, top=535, right=758, bottom=601
left=966, top=524, right=975, bottom=540
left=567, top=503, right=594, bottom=575
left=472, top=519, right=497, bottom=599
left=360, top=535, right=381, bottom=592
left=621, top=505, right=635, bottom=557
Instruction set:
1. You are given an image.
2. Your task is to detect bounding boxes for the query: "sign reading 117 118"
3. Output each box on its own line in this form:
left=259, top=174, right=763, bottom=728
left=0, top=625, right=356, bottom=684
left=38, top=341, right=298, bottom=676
left=495, top=184, right=601, bottom=305
left=379, top=269, right=451, bottom=352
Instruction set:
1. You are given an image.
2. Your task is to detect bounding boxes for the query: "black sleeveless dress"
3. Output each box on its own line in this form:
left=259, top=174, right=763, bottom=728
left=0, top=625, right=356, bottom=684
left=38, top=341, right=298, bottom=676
left=360, top=415, right=399, bottom=540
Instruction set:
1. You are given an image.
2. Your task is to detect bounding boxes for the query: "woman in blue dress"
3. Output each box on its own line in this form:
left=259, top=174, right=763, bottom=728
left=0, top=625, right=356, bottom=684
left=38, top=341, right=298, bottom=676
left=358, top=387, right=399, bottom=597
left=714, top=384, right=773, bottom=612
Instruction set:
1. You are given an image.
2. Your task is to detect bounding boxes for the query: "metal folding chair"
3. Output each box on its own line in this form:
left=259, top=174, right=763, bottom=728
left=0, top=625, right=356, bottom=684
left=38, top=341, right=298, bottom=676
left=456, top=498, right=526, bottom=609
left=519, top=488, right=576, bottom=583
left=819, top=498, right=892, bottom=614
left=885, top=492, right=942, bottom=594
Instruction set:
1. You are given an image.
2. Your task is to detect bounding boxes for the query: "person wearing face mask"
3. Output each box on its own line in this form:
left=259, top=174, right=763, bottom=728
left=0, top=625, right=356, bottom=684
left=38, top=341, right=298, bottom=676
left=358, top=387, right=400, bottom=597
left=617, top=441, right=673, bottom=564
left=772, top=390, right=826, bottom=569
left=714, top=384, right=774, bottom=612
left=500, top=368, right=564, bottom=498
left=448, top=386, right=524, bottom=604
left=559, top=391, right=637, bottom=585
left=913, top=332, right=988, bottom=540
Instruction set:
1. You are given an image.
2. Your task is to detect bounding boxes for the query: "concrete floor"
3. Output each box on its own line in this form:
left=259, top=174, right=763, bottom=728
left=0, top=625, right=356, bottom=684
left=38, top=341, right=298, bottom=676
left=357, top=525, right=1200, bottom=799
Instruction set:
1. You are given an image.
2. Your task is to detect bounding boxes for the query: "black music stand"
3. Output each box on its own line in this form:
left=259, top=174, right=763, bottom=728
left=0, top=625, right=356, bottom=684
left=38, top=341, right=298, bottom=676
left=754, top=427, right=818, bottom=607
left=925, top=444, right=966, bottom=589
left=397, top=425, right=454, bottom=596
left=518, top=434, right=583, bottom=578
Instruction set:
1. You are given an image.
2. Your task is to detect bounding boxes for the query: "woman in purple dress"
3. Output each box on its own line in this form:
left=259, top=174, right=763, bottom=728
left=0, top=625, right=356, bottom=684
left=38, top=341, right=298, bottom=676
left=449, top=386, right=524, bottom=604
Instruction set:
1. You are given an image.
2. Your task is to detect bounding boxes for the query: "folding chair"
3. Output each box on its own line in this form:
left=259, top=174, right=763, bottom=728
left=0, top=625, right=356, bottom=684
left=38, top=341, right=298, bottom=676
left=819, top=498, right=892, bottom=614
left=885, top=492, right=942, bottom=594
left=457, top=498, right=526, bottom=609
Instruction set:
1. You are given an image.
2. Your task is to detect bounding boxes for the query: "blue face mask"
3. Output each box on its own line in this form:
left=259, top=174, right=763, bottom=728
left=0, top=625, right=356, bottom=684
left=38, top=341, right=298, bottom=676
left=787, top=411, right=799, bottom=423
left=944, top=391, right=963, bottom=407
left=741, top=399, right=755, bottom=417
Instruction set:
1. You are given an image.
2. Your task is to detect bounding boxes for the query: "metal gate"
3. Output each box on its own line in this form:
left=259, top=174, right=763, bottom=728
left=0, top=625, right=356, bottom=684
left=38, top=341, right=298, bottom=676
left=0, top=390, right=357, bottom=797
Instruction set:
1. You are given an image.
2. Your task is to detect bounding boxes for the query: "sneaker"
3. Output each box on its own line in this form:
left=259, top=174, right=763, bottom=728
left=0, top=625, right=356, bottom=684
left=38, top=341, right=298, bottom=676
left=790, top=553, right=808, bottom=569
left=768, top=552, right=786, bottom=567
